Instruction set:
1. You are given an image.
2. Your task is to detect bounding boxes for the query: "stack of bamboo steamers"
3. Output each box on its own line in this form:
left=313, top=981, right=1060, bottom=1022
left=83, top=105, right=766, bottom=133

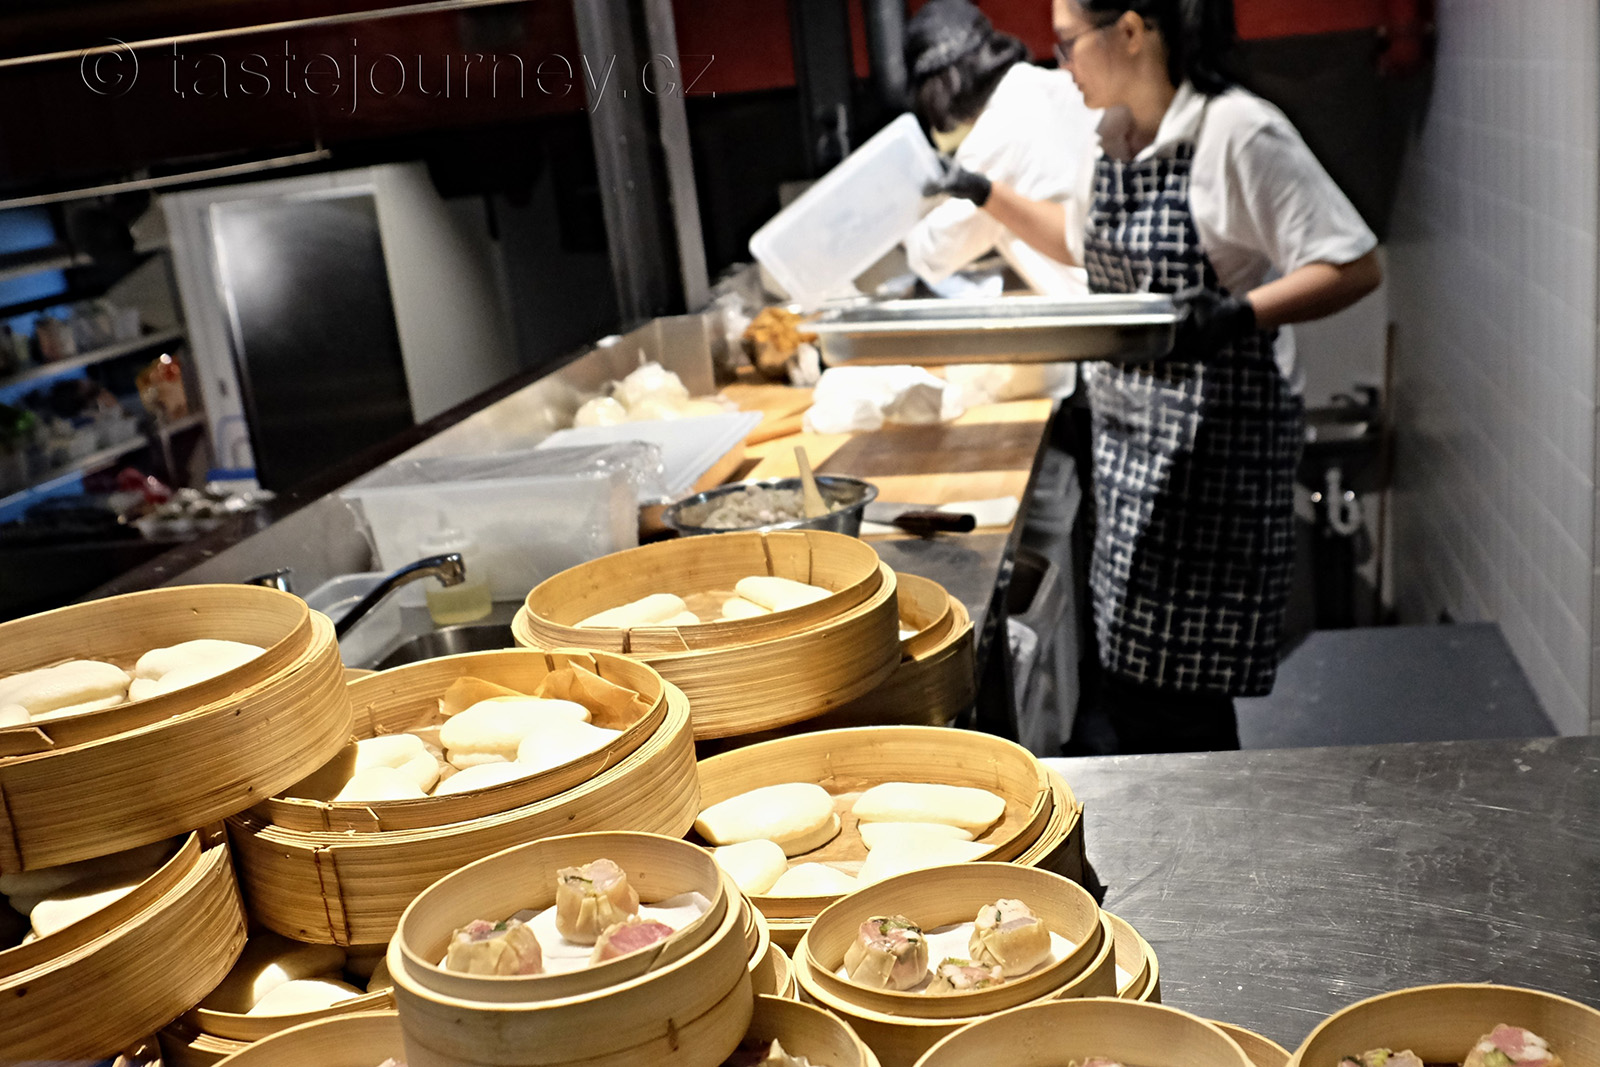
left=0, top=586, right=352, bottom=1060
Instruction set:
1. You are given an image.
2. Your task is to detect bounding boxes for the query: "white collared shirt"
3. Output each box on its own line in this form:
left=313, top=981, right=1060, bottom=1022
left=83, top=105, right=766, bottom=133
left=905, top=63, right=1102, bottom=296
left=1066, top=82, right=1378, bottom=381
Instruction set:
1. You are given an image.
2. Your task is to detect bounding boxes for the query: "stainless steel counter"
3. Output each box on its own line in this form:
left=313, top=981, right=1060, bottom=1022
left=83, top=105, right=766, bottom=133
left=1047, top=737, right=1600, bottom=1048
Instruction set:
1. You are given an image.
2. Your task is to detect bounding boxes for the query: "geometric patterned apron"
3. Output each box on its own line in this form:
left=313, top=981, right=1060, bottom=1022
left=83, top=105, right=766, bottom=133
left=1082, top=140, right=1305, bottom=696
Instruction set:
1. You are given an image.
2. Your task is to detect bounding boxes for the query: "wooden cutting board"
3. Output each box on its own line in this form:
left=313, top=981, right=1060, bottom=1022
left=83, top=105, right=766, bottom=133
left=720, top=383, right=814, bottom=445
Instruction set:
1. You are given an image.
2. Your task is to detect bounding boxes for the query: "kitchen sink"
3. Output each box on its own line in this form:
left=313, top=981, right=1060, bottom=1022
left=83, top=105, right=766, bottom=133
left=370, top=623, right=516, bottom=670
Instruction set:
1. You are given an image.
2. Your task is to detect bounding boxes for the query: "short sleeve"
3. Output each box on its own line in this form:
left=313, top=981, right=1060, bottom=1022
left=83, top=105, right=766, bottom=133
left=1221, top=118, right=1377, bottom=275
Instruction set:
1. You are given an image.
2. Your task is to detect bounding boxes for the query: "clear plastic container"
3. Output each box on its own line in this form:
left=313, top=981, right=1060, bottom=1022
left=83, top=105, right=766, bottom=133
left=418, top=521, right=492, bottom=625
left=748, top=113, right=943, bottom=309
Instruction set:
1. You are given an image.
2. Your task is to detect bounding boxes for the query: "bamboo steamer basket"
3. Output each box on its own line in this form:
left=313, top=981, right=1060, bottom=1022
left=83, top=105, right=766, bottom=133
left=210, top=1009, right=406, bottom=1066
left=792, top=916, right=1115, bottom=1067
left=388, top=845, right=755, bottom=1066
left=1015, top=770, right=1088, bottom=887
left=742, top=890, right=773, bottom=980
left=801, top=863, right=1105, bottom=1020
left=745, top=993, right=876, bottom=1067
left=720, top=592, right=975, bottom=741
left=752, top=943, right=797, bottom=999
left=228, top=682, right=700, bottom=945
left=260, top=648, right=668, bottom=833
left=0, top=584, right=315, bottom=756
left=893, top=572, right=956, bottom=658
left=0, top=594, right=352, bottom=873
left=0, top=830, right=248, bottom=1060
left=1106, top=911, right=1152, bottom=999
left=393, top=831, right=728, bottom=1003
left=521, top=529, right=885, bottom=653
left=1288, top=983, right=1600, bottom=1067
left=695, top=725, right=1053, bottom=949
left=514, top=534, right=904, bottom=741
left=159, top=991, right=396, bottom=1067
left=911, top=998, right=1254, bottom=1067
left=1214, top=1021, right=1291, bottom=1067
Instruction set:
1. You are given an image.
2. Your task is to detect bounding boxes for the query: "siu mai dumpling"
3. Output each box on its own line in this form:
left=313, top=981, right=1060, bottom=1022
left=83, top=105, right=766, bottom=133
left=589, top=916, right=674, bottom=963
left=554, top=859, right=640, bottom=945
left=926, top=957, right=1004, bottom=994
left=1463, top=1028, right=1563, bottom=1067
left=444, top=918, right=544, bottom=975
left=1339, top=1053, right=1424, bottom=1067
left=843, top=915, right=929, bottom=991
left=968, top=898, right=1051, bottom=976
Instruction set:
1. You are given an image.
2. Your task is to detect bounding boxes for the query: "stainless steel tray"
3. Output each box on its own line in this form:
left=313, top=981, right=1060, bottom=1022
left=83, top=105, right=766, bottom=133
left=809, top=294, right=1177, bottom=366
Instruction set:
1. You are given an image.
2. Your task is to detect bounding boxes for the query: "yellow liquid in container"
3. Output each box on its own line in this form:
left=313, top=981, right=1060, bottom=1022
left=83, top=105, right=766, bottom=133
left=426, top=578, right=493, bottom=625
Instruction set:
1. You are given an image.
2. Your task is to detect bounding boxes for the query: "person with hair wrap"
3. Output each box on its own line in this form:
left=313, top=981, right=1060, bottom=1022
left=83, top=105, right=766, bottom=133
left=926, top=0, right=1382, bottom=753
left=903, top=0, right=1100, bottom=298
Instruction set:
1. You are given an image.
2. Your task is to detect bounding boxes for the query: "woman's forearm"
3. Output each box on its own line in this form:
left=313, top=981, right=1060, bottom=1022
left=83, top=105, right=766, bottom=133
left=981, top=183, right=1077, bottom=267
left=1247, top=251, right=1382, bottom=329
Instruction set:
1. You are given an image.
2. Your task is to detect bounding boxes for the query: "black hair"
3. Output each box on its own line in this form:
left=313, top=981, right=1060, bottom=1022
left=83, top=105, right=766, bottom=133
left=912, top=31, right=1031, bottom=132
left=1076, top=0, right=1238, bottom=96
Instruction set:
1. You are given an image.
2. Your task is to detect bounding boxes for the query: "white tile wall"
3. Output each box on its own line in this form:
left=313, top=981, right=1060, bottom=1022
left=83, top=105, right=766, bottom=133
left=1387, top=0, right=1600, bottom=735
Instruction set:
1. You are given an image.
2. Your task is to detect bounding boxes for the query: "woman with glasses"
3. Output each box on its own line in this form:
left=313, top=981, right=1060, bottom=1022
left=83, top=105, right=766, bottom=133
left=929, top=0, right=1382, bottom=753
left=902, top=0, right=1100, bottom=297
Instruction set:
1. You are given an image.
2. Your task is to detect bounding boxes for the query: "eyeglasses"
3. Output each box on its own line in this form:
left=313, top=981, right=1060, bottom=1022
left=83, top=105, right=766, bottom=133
left=1053, top=23, right=1109, bottom=65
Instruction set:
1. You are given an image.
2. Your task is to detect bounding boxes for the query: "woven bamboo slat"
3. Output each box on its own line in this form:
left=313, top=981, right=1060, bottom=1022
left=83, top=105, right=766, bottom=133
left=261, top=649, right=667, bottom=833
left=515, top=562, right=903, bottom=740
left=521, top=529, right=885, bottom=654
left=389, top=863, right=755, bottom=1067
left=227, top=683, right=701, bottom=946
left=0, top=584, right=313, bottom=757
left=910, top=998, right=1254, bottom=1067
left=801, top=863, right=1104, bottom=1020
left=1214, top=1021, right=1291, bottom=1067
left=1287, top=984, right=1600, bottom=1067
left=392, top=831, right=727, bottom=1004
left=210, top=1010, right=406, bottom=1066
left=0, top=836, right=248, bottom=1060
left=695, top=725, right=1053, bottom=941
left=0, top=609, right=351, bottom=874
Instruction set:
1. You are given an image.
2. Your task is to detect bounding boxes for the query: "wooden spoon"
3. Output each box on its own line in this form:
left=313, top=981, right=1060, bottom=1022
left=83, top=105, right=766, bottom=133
left=794, top=447, right=828, bottom=519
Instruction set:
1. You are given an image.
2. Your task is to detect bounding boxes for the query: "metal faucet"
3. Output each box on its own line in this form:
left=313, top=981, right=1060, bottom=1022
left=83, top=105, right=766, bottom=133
left=333, top=553, right=466, bottom=638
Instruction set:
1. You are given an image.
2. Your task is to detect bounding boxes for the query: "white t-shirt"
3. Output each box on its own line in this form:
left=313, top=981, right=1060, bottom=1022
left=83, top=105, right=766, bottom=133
left=1065, top=82, right=1377, bottom=381
left=905, top=63, right=1101, bottom=296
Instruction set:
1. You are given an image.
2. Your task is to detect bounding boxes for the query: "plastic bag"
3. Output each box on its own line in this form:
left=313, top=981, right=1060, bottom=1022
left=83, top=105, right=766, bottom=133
left=802, top=366, right=966, bottom=434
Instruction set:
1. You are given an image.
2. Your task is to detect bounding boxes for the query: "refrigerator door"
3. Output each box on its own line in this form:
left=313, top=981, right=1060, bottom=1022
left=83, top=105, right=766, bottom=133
left=210, top=191, right=414, bottom=491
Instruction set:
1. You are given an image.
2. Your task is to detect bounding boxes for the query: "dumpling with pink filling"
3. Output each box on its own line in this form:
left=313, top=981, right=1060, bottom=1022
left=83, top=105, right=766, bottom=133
left=554, top=858, right=641, bottom=944
left=589, top=916, right=675, bottom=963
left=968, top=898, right=1051, bottom=976
left=444, top=918, right=544, bottom=975
left=1338, top=1051, right=1424, bottom=1067
left=843, top=915, right=929, bottom=991
left=926, top=957, right=1004, bottom=994
left=1463, top=1025, right=1564, bottom=1067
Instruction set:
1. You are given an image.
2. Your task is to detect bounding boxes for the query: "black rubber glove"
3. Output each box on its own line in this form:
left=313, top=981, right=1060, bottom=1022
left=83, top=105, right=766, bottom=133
left=923, top=155, right=992, bottom=206
left=1171, top=289, right=1258, bottom=360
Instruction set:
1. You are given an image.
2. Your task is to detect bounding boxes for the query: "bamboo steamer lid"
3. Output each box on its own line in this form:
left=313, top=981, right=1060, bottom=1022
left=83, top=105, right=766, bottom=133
left=522, top=529, right=886, bottom=653
left=1214, top=1021, right=1291, bottom=1067
left=0, top=594, right=352, bottom=873
left=696, top=725, right=1054, bottom=946
left=912, top=998, right=1254, bottom=1067
left=744, top=993, right=875, bottom=1067
left=1105, top=911, right=1152, bottom=999
left=800, top=862, right=1105, bottom=1020
left=392, top=831, right=728, bottom=1003
left=211, top=1009, right=406, bottom=1066
left=388, top=857, right=755, bottom=1066
left=228, top=682, right=700, bottom=946
left=262, top=648, right=669, bottom=834
left=0, top=832, right=248, bottom=1060
left=751, top=943, right=796, bottom=999
left=1288, top=983, right=1600, bottom=1067
left=160, top=991, right=396, bottom=1067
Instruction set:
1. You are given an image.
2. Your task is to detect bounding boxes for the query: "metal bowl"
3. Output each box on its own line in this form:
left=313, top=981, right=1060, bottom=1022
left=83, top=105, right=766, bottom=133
left=662, top=475, right=879, bottom=537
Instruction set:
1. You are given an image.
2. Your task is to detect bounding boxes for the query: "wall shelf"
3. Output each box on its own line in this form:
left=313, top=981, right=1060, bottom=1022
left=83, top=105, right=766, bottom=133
left=0, top=328, right=186, bottom=392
